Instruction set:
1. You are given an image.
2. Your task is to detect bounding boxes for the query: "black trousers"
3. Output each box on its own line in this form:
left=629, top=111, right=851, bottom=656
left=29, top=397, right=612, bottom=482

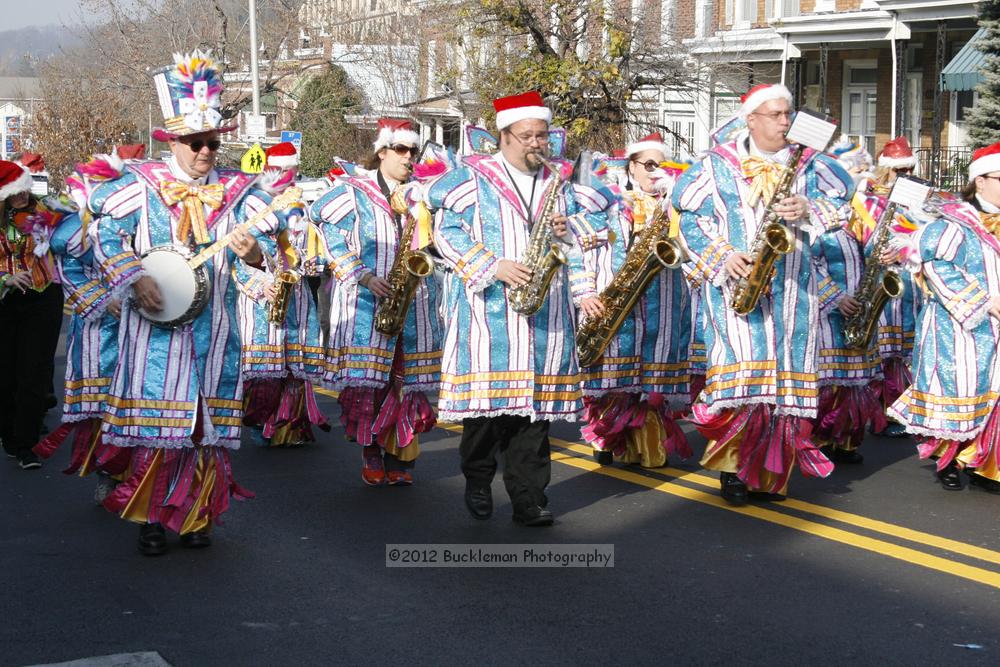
left=460, top=415, right=551, bottom=509
left=0, top=284, right=64, bottom=455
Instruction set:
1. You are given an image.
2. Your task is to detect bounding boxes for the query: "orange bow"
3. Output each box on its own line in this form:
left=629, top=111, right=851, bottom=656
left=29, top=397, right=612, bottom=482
left=741, top=156, right=786, bottom=208
left=981, top=212, right=1000, bottom=237
left=159, top=180, right=225, bottom=244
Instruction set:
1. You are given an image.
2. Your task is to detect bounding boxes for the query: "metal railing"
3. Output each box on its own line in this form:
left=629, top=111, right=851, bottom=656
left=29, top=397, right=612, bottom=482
left=916, top=146, right=972, bottom=191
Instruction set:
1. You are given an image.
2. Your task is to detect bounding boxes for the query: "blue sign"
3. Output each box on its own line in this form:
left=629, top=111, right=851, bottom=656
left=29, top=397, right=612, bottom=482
left=280, top=131, right=303, bottom=148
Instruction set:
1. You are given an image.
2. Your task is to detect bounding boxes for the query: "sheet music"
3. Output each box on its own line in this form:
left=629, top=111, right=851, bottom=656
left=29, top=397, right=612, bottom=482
left=785, top=108, right=838, bottom=151
left=889, top=176, right=933, bottom=208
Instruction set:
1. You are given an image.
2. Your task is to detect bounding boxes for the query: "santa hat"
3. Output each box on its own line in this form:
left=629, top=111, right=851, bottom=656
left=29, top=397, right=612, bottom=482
left=877, top=136, right=916, bottom=169
left=626, top=132, right=668, bottom=159
left=117, top=144, right=146, bottom=160
left=493, top=91, right=552, bottom=131
left=739, top=83, right=793, bottom=118
left=266, top=142, right=299, bottom=169
left=373, top=118, right=420, bottom=152
left=0, top=160, right=32, bottom=201
left=18, top=152, right=45, bottom=173
left=969, top=142, right=1000, bottom=180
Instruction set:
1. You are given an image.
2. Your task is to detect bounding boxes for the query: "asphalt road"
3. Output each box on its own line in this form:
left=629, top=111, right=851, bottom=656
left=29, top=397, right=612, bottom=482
left=3, top=337, right=999, bottom=666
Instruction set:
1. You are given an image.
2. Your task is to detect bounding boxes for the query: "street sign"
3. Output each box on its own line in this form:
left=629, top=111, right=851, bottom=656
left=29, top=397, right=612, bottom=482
left=241, top=143, right=267, bottom=173
left=245, top=114, right=267, bottom=140
left=280, top=130, right=303, bottom=148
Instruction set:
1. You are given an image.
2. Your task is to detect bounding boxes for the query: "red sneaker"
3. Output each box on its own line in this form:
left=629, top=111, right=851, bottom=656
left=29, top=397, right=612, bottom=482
left=362, top=446, right=385, bottom=486
left=386, top=470, right=413, bottom=486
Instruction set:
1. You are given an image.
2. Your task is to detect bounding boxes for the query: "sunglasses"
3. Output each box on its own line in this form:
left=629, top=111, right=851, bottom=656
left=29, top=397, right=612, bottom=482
left=390, top=144, right=416, bottom=156
left=183, top=138, right=222, bottom=152
left=893, top=167, right=913, bottom=174
left=632, top=159, right=662, bottom=173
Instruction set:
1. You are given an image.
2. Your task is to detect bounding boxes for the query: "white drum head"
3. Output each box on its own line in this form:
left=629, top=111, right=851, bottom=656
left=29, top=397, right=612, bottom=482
left=138, top=249, right=198, bottom=324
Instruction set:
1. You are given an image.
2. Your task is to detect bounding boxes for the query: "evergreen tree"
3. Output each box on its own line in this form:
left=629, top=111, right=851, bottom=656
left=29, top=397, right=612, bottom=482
left=967, top=1, right=1000, bottom=148
left=288, top=65, right=369, bottom=178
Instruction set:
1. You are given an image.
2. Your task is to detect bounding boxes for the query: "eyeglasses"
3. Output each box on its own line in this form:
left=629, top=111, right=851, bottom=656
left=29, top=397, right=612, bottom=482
left=752, top=111, right=793, bottom=121
left=981, top=174, right=1000, bottom=182
left=390, top=144, right=416, bottom=156
left=511, top=132, right=549, bottom=146
left=183, top=138, right=222, bottom=152
left=631, top=159, right=661, bottom=173
left=893, top=167, right=914, bottom=174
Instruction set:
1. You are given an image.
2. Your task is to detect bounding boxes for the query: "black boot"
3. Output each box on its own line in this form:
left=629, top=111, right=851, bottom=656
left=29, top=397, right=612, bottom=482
left=138, top=523, right=168, bottom=556
left=937, top=462, right=963, bottom=490
left=593, top=449, right=613, bottom=465
left=720, top=472, right=748, bottom=506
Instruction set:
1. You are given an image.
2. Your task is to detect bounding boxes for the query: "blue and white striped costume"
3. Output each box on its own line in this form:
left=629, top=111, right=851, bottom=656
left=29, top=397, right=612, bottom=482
left=427, top=154, right=609, bottom=422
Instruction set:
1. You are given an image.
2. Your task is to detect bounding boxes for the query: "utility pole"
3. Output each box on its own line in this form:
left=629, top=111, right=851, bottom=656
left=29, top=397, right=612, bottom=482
left=249, top=0, right=261, bottom=116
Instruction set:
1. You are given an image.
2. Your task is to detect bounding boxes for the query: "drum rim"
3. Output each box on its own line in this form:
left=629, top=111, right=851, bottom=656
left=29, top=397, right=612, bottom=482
left=136, top=244, right=211, bottom=329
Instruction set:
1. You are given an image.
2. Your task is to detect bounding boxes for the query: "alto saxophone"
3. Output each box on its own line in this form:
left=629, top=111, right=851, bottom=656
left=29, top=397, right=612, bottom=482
left=729, top=146, right=807, bottom=315
left=842, top=191, right=904, bottom=349
left=508, top=156, right=569, bottom=316
left=576, top=200, right=684, bottom=368
left=373, top=187, right=434, bottom=337
left=268, top=267, right=300, bottom=324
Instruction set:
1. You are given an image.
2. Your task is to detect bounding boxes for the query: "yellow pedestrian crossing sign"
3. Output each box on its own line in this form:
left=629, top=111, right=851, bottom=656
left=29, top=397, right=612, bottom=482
left=241, top=143, right=266, bottom=173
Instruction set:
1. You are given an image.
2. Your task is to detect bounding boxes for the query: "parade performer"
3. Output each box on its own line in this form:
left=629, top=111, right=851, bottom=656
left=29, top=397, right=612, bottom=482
left=89, top=51, right=284, bottom=555
left=239, top=142, right=329, bottom=447
left=310, top=118, right=441, bottom=486
left=578, top=133, right=692, bottom=468
left=0, top=160, right=65, bottom=470
left=889, top=142, right=1000, bottom=493
left=859, top=137, right=922, bottom=436
left=33, top=156, right=128, bottom=499
left=673, top=84, right=853, bottom=504
left=810, top=228, right=884, bottom=463
left=427, top=91, right=609, bottom=525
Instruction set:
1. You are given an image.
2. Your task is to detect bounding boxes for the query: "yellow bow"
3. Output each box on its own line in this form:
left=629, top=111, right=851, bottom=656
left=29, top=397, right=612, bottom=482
left=981, top=212, right=1000, bottom=237
left=628, top=191, right=657, bottom=233
left=159, top=180, right=225, bottom=244
left=741, top=156, right=786, bottom=208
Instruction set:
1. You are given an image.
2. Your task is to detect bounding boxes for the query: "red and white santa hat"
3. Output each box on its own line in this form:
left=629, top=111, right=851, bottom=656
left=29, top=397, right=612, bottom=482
left=626, top=132, right=668, bottom=158
left=969, top=142, right=1000, bottom=180
left=17, top=152, right=46, bottom=173
left=0, top=160, right=32, bottom=201
left=877, top=136, right=917, bottom=170
left=493, top=91, right=552, bottom=131
left=265, top=142, right=300, bottom=169
left=373, top=118, right=420, bottom=152
left=739, top=83, right=793, bottom=118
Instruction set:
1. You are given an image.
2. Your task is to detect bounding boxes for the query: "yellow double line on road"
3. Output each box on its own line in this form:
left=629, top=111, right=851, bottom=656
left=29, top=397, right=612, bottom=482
left=316, top=389, right=1000, bottom=589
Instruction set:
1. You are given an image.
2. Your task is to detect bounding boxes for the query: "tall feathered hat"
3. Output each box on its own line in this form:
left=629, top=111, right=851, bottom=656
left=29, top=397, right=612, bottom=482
left=151, top=50, right=235, bottom=142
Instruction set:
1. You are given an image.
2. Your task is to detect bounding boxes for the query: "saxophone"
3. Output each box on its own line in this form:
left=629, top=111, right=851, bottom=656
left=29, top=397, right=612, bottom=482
left=729, top=146, right=807, bottom=315
left=268, top=268, right=300, bottom=324
left=842, top=195, right=904, bottom=350
left=508, top=156, right=569, bottom=316
left=373, top=187, right=434, bottom=337
left=576, top=200, right=683, bottom=368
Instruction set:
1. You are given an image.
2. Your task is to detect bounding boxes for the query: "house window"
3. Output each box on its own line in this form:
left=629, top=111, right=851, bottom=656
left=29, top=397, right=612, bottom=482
left=842, top=60, right=878, bottom=155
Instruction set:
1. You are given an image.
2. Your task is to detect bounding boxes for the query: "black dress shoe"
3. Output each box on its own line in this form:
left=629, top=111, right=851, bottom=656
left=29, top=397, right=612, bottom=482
left=593, top=449, right=613, bottom=465
left=720, top=472, right=748, bottom=506
left=937, top=463, right=963, bottom=490
left=138, top=523, right=168, bottom=556
left=967, top=471, right=1000, bottom=494
left=831, top=448, right=864, bottom=465
left=748, top=490, right=786, bottom=502
left=464, top=485, right=493, bottom=520
left=180, top=529, right=212, bottom=548
left=512, top=505, right=554, bottom=527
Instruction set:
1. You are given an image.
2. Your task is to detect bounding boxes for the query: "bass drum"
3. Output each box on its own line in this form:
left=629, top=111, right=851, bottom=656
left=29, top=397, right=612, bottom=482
left=135, top=245, right=211, bottom=328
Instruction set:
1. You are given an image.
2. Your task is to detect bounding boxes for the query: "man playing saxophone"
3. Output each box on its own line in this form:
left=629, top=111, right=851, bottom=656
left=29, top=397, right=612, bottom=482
left=576, top=133, right=693, bottom=468
left=672, top=84, right=854, bottom=505
left=427, top=91, right=609, bottom=526
left=310, top=118, right=442, bottom=486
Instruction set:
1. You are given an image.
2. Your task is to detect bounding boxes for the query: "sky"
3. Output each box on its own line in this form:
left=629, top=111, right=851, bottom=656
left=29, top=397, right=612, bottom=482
left=5, top=0, right=91, bottom=30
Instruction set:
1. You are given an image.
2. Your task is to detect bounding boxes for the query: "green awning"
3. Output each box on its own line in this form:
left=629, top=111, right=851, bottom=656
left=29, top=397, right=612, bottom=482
left=941, top=28, right=988, bottom=92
